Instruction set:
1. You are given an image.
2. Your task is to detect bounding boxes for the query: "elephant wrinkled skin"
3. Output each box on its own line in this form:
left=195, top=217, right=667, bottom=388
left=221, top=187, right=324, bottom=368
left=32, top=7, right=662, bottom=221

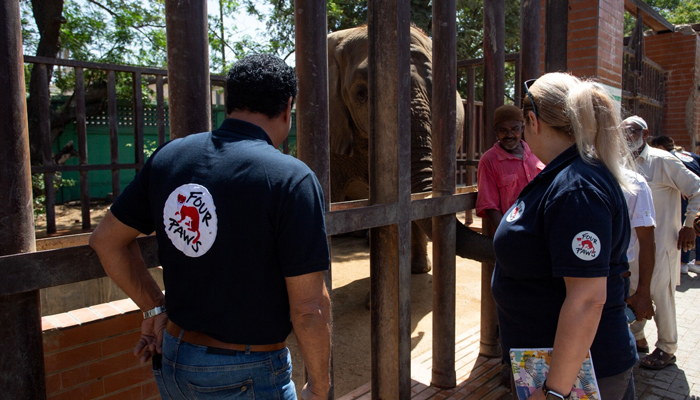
left=327, top=26, right=495, bottom=273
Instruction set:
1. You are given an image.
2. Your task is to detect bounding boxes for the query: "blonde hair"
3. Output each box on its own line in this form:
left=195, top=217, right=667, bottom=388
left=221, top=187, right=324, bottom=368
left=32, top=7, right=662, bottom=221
left=523, top=73, right=635, bottom=192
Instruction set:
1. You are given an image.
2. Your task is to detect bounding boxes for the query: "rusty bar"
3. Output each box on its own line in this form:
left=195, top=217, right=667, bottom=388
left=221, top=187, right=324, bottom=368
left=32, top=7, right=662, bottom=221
left=432, top=0, right=457, bottom=389
left=0, top=236, right=159, bottom=296
left=325, top=203, right=399, bottom=237
left=514, top=57, right=522, bottom=107
left=520, top=0, right=541, bottom=82
left=156, top=75, right=166, bottom=145
left=456, top=52, right=517, bottom=68
left=37, top=63, right=57, bottom=235
left=466, top=67, right=476, bottom=160
left=107, top=70, right=120, bottom=199
left=133, top=71, right=144, bottom=170
left=0, top=1, right=45, bottom=396
left=164, top=0, right=210, bottom=139
left=293, top=1, right=333, bottom=396
left=75, top=67, right=91, bottom=230
left=32, top=163, right=141, bottom=173
left=367, top=0, right=412, bottom=398
left=545, top=0, right=568, bottom=72
left=481, top=0, right=505, bottom=359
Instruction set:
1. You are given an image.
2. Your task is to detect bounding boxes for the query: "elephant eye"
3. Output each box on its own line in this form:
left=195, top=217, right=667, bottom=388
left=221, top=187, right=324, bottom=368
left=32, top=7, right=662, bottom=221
left=354, top=85, right=368, bottom=104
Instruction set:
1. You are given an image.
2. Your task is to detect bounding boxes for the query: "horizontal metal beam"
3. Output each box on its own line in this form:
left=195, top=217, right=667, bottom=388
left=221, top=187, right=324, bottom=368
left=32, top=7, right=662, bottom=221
left=457, top=53, right=518, bottom=68
left=624, top=0, right=674, bottom=33
left=1, top=188, right=479, bottom=295
left=23, top=56, right=226, bottom=82
left=0, top=236, right=159, bottom=296
left=325, top=203, right=398, bottom=236
left=31, top=163, right=141, bottom=173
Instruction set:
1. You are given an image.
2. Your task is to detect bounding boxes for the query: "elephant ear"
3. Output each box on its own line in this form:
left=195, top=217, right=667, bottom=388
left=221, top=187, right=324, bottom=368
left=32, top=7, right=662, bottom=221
left=328, top=32, right=355, bottom=156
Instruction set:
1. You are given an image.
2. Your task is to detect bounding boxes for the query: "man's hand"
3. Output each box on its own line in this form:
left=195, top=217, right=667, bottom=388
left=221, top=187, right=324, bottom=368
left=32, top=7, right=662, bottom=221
left=134, top=313, right=168, bottom=363
left=301, top=382, right=329, bottom=400
left=677, top=226, right=696, bottom=252
left=625, top=293, right=654, bottom=320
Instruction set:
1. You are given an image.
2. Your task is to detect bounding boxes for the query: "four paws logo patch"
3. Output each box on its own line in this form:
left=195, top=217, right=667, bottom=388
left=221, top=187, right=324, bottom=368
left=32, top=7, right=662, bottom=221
left=163, top=184, right=218, bottom=257
left=505, top=200, right=525, bottom=223
left=572, top=231, right=600, bottom=261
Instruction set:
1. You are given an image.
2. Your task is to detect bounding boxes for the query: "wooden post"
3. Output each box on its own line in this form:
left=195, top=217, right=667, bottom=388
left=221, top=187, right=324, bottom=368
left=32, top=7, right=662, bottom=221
left=481, top=0, right=505, bottom=359
left=0, top=1, right=46, bottom=397
left=164, top=0, right=211, bottom=139
left=368, top=0, right=412, bottom=397
left=432, top=0, right=458, bottom=389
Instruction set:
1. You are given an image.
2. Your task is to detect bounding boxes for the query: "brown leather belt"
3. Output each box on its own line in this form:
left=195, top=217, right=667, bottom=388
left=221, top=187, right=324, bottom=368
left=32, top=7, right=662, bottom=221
left=166, top=320, right=286, bottom=352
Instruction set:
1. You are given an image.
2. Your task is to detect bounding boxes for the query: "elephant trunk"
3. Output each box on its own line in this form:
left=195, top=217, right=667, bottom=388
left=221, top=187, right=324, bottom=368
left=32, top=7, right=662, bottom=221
left=414, top=217, right=496, bottom=264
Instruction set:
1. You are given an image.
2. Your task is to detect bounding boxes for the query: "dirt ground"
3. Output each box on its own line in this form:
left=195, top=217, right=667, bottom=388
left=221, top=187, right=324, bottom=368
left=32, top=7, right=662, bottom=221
left=40, top=205, right=484, bottom=398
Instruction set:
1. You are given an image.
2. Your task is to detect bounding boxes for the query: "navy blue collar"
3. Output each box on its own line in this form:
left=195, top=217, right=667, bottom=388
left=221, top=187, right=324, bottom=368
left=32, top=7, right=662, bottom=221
left=214, top=118, right=274, bottom=146
left=537, top=144, right=580, bottom=179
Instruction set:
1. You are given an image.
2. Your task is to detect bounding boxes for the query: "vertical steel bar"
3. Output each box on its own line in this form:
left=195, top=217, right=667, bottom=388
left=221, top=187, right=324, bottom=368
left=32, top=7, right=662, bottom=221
left=294, top=0, right=334, bottom=397
left=75, top=67, right=91, bottom=230
left=545, top=0, right=568, bottom=73
left=164, top=0, right=210, bottom=139
left=432, top=0, right=457, bottom=389
left=156, top=75, right=166, bottom=145
left=520, top=0, right=541, bottom=82
left=0, top=1, right=45, bottom=397
left=133, top=71, right=144, bottom=170
left=514, top=57, right=522, bottom=107
left=367, top=0, right=412, bottom=398
left=108, top=70, right=120, bottom=199
left=37, top=63, right=56, bottom=235
left=467, top=67, right=476, bottom=161
left=481, top=0, right=505, bottom=358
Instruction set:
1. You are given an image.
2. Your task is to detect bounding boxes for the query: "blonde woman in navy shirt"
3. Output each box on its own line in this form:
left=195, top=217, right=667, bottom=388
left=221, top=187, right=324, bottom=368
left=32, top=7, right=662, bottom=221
left=493, top=73, right=637, bottom=400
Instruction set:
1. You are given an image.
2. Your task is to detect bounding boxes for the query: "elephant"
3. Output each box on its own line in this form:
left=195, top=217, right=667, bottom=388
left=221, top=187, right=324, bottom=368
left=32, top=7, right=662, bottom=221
left=327, top=25, right=495, bottom=273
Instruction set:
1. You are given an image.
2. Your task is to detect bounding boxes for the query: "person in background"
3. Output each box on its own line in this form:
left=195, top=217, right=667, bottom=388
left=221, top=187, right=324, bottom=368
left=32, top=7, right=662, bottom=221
left=649, top=135, right=700, bottom=274
left=621, top=169, right=656, bottom=334
left=476, top=105, right=544, bottom=229
left=625, top=115, right=700, bottom=370
left=90, top=54, right=331, bottom=400
left=494, top=73, right=637, bottom=400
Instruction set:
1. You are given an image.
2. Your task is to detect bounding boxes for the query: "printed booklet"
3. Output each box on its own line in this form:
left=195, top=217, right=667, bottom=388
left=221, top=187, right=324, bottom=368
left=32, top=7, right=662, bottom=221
left=509, top=348, right=600, bottom=400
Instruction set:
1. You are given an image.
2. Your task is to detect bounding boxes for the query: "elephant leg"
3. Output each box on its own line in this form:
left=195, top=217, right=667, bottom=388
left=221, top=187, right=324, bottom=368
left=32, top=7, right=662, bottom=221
left=414, top=217, right=496, bottom=264
left=411, top=221, right=432, bottom=274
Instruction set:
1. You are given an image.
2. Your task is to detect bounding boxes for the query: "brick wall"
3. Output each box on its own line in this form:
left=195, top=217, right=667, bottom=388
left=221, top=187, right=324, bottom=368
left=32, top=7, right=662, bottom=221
left=645, top=31, right=700, bottom=151
left=537, top=0, right=624, bottom=87
left=42, top=298, right=160, bottom=400
left=567, top=0, right=624, bottom=87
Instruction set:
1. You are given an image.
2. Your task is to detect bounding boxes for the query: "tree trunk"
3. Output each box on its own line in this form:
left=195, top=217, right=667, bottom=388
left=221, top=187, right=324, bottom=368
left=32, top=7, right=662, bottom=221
left=27, top=0, right=65, bottom=165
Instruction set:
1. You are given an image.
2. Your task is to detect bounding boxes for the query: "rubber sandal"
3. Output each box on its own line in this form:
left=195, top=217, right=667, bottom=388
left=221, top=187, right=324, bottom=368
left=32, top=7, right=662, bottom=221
left=639, top=348, right=676, bottom=370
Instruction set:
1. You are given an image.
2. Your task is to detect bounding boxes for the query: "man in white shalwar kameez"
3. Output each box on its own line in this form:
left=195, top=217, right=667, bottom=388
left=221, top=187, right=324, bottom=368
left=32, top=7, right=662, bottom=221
left=625, top=116, right=700, bottom=370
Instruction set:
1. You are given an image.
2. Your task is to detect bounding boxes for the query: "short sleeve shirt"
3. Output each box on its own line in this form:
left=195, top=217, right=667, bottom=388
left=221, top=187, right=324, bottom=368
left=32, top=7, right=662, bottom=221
left=111, top=119, right=330, bottom=345
left=622, top=169, right=655, bottom=262
left=476, top=141, right=544, bottom=217
left=492, top=145, right=637, bottom=378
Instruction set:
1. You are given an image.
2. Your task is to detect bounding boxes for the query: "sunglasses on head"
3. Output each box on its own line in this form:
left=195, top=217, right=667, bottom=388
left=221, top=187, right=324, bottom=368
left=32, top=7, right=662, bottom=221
left=523, top=79, right=540, bottom=120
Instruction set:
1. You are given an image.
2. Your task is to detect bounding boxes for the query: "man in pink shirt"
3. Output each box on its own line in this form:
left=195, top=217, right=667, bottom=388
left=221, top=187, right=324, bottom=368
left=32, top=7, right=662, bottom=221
left=476, top=105, right=545, bottom=228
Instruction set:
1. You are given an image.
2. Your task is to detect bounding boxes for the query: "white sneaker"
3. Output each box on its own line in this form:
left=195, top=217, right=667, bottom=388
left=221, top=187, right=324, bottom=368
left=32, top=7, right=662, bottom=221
left=688, top=263, right=700, bottom=274
left=681, top=263, right=689, bottom=274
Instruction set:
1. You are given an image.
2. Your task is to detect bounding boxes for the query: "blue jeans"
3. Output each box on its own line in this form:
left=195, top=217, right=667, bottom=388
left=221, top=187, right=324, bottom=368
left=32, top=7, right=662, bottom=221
left=153, top=329, right=296, bottom=399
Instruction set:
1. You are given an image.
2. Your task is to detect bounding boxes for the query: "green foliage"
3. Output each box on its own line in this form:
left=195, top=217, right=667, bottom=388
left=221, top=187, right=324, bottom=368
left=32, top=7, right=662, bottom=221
left=32, top=173, right=77, bottom=217
left=624, top=0, right=700, bottom=35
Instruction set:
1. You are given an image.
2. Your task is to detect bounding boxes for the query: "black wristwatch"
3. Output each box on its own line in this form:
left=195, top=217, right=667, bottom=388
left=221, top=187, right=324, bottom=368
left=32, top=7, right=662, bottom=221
left=542, top=380, right=570, bottom=400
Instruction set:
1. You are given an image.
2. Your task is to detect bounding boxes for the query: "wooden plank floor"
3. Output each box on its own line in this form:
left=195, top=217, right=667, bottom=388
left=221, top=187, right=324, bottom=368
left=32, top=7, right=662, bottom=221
left=338, top=327, right=513, bottom=400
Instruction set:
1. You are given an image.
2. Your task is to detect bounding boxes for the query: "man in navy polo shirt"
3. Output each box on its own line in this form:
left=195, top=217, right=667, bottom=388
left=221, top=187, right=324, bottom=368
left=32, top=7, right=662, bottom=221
left=90, top=55, right=331, bottom=399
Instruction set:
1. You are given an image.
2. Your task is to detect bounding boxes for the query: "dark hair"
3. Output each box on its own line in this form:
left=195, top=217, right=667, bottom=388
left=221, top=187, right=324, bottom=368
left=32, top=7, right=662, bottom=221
left=649, top=135, right=675, bottom=152
left=225, top=54, right=298, bottom=118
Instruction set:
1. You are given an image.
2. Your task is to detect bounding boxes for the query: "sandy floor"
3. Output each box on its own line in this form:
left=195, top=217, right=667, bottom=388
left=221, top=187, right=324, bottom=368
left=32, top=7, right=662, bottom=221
left=40, top=204, right=485, bottom=398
